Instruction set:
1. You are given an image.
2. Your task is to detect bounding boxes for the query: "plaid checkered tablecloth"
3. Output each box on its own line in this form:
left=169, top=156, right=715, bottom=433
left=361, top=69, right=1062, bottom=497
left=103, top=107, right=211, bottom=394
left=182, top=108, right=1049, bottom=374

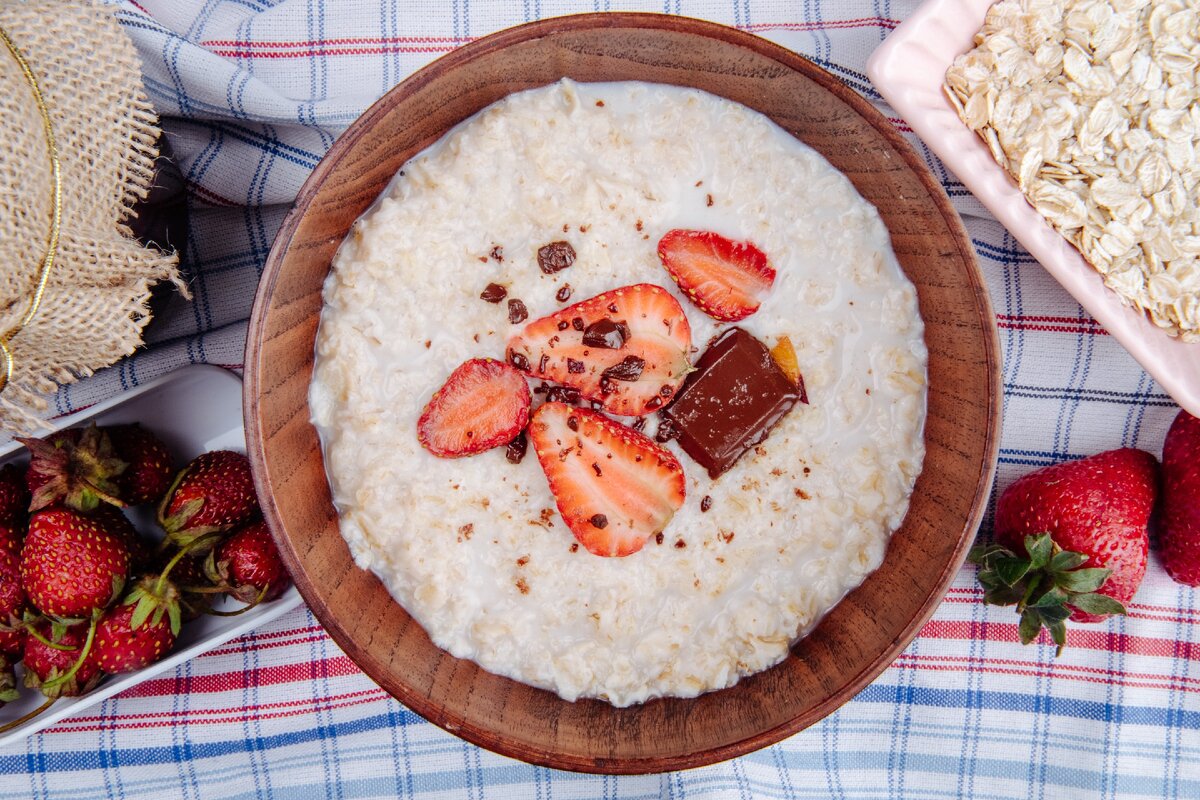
left=1, top=1, right=1196, bottom=797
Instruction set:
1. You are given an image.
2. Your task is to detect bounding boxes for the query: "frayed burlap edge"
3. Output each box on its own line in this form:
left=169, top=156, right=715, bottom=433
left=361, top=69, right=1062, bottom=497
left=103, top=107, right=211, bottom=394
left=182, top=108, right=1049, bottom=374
left=0, top=0, right=186, bottom=435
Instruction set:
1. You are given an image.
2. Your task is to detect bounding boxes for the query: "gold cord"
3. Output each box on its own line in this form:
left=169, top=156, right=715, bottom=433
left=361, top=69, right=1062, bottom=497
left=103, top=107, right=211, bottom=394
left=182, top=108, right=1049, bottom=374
left=0, top=24, right=62, bottom=396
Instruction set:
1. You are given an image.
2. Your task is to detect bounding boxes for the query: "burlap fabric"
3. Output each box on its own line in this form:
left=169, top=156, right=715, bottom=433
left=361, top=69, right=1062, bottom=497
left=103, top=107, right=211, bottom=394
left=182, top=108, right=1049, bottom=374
left=0, top=0, right=183, bottom=434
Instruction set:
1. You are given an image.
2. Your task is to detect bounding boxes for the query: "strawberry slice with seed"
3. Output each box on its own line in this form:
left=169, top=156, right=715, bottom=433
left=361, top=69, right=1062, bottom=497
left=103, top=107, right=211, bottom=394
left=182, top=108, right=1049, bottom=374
left=657, top=229, right=775, bottom=322
left=418, top=358, right=532, bottom=458
left=506, top=284, right=691, bottom=417
left=529, top=402, right=685, bottom=557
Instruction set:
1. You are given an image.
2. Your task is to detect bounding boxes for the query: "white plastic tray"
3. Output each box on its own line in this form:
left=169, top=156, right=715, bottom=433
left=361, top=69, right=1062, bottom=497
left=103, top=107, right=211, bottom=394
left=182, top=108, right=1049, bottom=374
left=0, top=365, right=303, bottom=747
left=866, top=0, right=1200, bottom=417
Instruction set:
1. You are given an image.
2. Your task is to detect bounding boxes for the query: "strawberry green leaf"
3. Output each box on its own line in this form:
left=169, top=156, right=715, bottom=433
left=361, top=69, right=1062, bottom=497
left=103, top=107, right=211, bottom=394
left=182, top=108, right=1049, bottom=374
left=1033, top=586, right=1069, bottom=609
left=1048, top=551, right=1088, bottom=572
left=984, top=585, right=1024, bottom=606
left=1037, top=603, right=1071, bottom=624
left=1054, top=567, right=1112, bottom=593
left=1018, top=609, right=1041, bottom=645
left=1069, top=592, right=1126, bottom=616
left=1047, top=619, right=1067, bottom=655
left=994, top=556, right=1031, bottom=587
left=1025, top=533, right=1053, bottom=569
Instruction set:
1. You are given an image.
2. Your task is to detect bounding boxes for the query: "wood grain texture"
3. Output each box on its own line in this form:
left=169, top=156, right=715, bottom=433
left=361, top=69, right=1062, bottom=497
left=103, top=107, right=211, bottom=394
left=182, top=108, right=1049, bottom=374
left=244, top=13, right=1001, bottom=774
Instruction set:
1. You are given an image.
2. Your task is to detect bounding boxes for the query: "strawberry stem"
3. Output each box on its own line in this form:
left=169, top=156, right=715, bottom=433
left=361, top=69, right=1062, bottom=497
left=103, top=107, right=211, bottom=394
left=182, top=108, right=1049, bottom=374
left=203, top=584, right=269, bottom=617
left=0, top=696, right=55, bottom=734
left=41, top=619, right=97, bottom=693
left=154, top=532, right=222, bottom=596
left=26, top=626, right=78, bottom=652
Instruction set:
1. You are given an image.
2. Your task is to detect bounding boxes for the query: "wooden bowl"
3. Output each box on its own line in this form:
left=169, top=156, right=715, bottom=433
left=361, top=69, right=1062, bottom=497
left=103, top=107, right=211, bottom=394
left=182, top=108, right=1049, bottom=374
left=245, top=13, right=1001, bottom=774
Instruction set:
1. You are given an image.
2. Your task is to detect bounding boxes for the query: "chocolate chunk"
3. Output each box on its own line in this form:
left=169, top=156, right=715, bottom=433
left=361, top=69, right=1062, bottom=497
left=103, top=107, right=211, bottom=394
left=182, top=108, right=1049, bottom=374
left=546, top=385, right=581, bottom=405
left=582, top=318, right=630, bottom=350
left=700, top=495, right=713, bottom=512
left=632, top=417, right=647, bottom=432
left=589, top=513, right=608, bottom=529
left=538, top=354, right=549, bottom=373
left=556, top=284, right=573, bottom=303
left=506, top=432, right=528, bottom=464
left=654, top=418, right=679, bottom=443
left=659, top=327, right=800, bottom=479
left=567, top=358, right=585, bottom=374
left=567, top=415, right=579, bottom=431
left=600, top=355, right=644, bottom=383
left=537, top=241, right=576, bottom=273
left=508, top=298, right=528, bottom=324
left=557, top=320, right=570, bottom=331
left=480, top=283, right=507, bottom=303
left=571, top=317, right=585, bottom=331
left=508, top=350, right=530, bottom=372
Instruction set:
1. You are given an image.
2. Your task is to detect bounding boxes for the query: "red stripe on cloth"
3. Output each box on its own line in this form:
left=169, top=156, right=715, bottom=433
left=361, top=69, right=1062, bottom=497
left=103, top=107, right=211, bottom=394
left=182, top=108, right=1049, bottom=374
left=47, top=690, right=390, bottom=733
left=52, top=688, right=388, bottom=730
left=201, top=36, right=472, bottom=47
left=893, top=653, right=1200, bottom=692
left=995, top=314, right=1110, bottom=336
left=202, top=18, right=901, bottom=59
left=119, top=655, right=363, bottom=698
left=944, top=587, right=1200, bottom=625
left=918, top=619, right=1198, bottom=660
left=741, top=18, right=900, bottom=32
left=204, top=633, right=330, bottom=658
left=208, top=45, right=458, bottom=58
left=893, top=655, right=1197, bottom=694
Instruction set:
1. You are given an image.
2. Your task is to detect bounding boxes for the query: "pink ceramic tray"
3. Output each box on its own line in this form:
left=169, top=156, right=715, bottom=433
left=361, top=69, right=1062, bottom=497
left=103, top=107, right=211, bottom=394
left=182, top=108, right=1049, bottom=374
left=866, top=0, right=1200, bottom=417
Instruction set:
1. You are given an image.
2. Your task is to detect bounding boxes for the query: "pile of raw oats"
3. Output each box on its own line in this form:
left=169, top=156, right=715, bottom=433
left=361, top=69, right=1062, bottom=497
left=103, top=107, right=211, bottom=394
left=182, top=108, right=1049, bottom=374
left=945, top=0, right=1199, bottom=341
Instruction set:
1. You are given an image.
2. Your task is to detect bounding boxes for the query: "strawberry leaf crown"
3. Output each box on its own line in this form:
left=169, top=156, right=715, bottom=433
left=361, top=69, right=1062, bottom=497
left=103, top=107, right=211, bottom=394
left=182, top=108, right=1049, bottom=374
left=969, top=532, right=1125, bottom=656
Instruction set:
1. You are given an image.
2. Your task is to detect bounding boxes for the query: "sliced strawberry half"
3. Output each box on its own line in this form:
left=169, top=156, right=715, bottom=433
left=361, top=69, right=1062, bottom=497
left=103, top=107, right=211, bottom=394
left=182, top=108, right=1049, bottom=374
left=657, top=229, right=775, bottom=322
left=506, top=284, right=691, bottom=417
left=418, top=358, right=532, bottom=458
left=529, top=402, right=685, bottom=557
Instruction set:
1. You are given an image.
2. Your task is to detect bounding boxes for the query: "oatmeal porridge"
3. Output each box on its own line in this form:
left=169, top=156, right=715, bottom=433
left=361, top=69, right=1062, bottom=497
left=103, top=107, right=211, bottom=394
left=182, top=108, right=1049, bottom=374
left=309, top=80, right=927, bottom=706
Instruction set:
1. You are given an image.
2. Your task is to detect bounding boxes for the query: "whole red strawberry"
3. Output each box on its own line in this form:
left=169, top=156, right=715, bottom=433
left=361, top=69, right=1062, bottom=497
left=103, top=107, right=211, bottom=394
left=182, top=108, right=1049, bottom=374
left=207, top=520, right=289, bottom=604
left=21, top=507, right=131, bottom=619
left=19, top=425, right=126, bottom=512
left=90, top=505, right=155, bottom=575
left=972, top=448, right=1158, bottom=654
left=0, top=463, right=30, bottom=527
left=158, top=451, right=258, bottom=549
left=1160, top=410, right=1200, bottom=586
left=91, top=599, right=177, bottom=674
left=108, top=425, right=174, bottom=506
left=0, top=548, right=27, bottom=659
left=22, top=621, right=102, bottom=698
left=0, top=519, right=21, bottom=556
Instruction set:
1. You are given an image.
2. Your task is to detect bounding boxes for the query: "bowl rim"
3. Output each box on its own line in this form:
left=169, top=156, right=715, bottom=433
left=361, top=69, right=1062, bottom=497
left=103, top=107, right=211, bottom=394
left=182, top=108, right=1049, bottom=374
left=245, top=11, right=1002, bottom=773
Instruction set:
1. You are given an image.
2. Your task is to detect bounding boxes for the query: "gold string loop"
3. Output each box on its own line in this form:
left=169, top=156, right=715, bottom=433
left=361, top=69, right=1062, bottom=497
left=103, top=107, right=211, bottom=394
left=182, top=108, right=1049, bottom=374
left=0, top=24, right=62, bottom=396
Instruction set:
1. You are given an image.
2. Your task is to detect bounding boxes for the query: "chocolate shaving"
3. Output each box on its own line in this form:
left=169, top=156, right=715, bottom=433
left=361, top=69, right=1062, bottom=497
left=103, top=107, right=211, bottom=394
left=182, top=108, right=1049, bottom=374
left=480, top=283, right=507, bottom=303
left=506, top=432, right=528, bottom=464
left=567, top=358, right=585, bottom=374
left=507, top=298, right=528, bottom=324
left=600, top=355, right=644, bottom=383
left=589, top=513, right=608, bottom=529
left=508, top=350, right=530, bottom=372
left=571, top=317, right=585, bottom=332
left=700, top=495, right=712, bottom=512
left=581, top=319, right=630, bottom=350
left=546, top=386, right=581, bottom=405
left=556, top=284, right=573, bottom=303
left=537, top=241, right=576, bottom=273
